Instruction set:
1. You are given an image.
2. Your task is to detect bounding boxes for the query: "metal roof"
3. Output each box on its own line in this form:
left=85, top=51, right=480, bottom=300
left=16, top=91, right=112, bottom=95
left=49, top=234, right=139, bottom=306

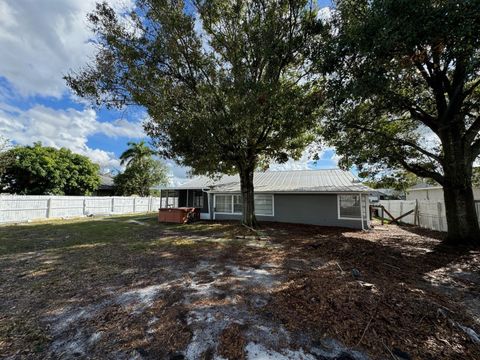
left=166, top=169, right=371, bottom=193
left=371, top=188, right=404, bottom=196
left=407, top=183, right=441, bottom=191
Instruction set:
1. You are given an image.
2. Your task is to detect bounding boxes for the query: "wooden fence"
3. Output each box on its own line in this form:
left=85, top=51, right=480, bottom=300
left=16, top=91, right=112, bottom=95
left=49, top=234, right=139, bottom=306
left=0, top=195, right=164, bottom=224
left=378, top=200, right=480, bottom=232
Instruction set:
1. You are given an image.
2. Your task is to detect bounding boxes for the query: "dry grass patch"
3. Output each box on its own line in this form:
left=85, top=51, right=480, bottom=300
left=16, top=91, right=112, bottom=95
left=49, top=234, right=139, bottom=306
left=0, top=216, right=478, bottom=359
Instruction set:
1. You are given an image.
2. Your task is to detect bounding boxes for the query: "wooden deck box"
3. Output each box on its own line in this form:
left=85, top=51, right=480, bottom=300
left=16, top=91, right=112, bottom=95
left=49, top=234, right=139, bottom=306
left=158, top=207, right=200, bottom=224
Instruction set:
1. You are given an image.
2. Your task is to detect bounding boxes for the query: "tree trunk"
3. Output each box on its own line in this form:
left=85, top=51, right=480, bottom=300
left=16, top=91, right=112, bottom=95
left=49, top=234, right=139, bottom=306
left=239, top=163, right=257, bottom=228
left=443, top=176, right=479, bottom=245
left=440, top=124, right=480, bottom=245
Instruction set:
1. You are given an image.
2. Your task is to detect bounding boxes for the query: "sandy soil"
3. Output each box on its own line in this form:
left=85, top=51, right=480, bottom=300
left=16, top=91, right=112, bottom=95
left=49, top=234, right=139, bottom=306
left=0, top=215, right=478, bottom=359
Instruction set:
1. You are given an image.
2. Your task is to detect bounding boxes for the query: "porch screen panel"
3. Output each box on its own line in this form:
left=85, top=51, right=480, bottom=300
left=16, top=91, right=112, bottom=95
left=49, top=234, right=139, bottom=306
left=165, top=190, right=179, bottom=208
left=193, top=191, right=204, bottom=208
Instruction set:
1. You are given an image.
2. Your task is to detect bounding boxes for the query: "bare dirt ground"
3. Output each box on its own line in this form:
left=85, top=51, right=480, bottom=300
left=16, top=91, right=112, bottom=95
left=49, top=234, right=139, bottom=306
left=0, top=215, right=479, bottom=359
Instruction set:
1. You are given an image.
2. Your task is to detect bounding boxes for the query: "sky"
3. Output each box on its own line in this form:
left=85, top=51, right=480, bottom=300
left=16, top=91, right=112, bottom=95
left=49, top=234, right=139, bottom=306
left=0, top=0, right=337, bottom=185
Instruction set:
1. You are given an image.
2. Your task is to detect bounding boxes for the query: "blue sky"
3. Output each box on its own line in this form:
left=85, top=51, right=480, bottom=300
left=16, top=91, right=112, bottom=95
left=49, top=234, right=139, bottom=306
left=0, top=0, right=337, bottom=184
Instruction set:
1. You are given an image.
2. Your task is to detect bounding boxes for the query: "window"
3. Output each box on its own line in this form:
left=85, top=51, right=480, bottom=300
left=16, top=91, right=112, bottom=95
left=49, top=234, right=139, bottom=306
left=233, top=195, right=243, bottom=213
left=193, top=191, right=204, bottom=208
left=338, top=194, right=361, bottom=219
left=254, top=194, right=273, bottom=216
left=214, top=194, right=274, bottom=216
left=215, top=195, right=232, bottom=213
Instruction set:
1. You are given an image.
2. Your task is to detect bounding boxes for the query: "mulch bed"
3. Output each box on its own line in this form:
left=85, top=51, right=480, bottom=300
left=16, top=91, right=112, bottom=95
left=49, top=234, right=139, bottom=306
left=218, top=324, right=247, bottom=360
left=263, top=223, right=480, bottom=359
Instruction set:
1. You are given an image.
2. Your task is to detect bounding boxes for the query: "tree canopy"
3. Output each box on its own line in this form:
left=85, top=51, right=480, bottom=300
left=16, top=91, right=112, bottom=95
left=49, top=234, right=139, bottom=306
left=114, top=141, right=168, bottom=196
left=362, top=171, right=420, bottom=192
left=65, top=0, right=322, bottom=226
left=0, top=143, right=100, bottom=195
left=0, top=137, right=12, bottom=178
left=315, top=0, right=480, bottom=243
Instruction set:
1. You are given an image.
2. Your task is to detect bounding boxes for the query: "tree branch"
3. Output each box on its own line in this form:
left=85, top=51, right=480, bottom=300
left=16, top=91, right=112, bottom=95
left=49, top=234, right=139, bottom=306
left=405, top=104, right=439, bottom=134
left=349, top=124, right=443, bottom=164
left=388, top=92, right=439, bottom=133
left=413, top=61, right=434, bottom=88
left=397, top=158, right=444, bottom=185
left=471, top=137, right=480, bottom=160
left=462, top=78, right=480, bottom=99
left=464, top=115, right=480, bottom=145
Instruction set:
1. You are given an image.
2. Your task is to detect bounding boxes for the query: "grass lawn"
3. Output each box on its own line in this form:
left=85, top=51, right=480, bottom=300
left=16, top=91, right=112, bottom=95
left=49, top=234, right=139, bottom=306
left=0, top=214, right=479, bottom=359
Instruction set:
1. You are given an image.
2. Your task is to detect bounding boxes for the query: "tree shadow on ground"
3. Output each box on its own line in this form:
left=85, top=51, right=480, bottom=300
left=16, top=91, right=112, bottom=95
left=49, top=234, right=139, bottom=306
left=263, top=222, right=480, bottom=359
left=0, top=216, right=270, bottom=358
left=1, top=218, right=479, bottom=359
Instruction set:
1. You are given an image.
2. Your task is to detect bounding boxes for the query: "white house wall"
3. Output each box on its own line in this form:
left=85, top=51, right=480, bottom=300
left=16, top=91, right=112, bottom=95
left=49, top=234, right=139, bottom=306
left=407, top=188, right=480, bottom=201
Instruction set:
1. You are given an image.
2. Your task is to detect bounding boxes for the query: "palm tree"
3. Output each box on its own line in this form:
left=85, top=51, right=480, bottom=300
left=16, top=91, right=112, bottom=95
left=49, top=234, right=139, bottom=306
left=119, top=141, right=156, bottom=167
left=115, top=141, right=167, bottom=196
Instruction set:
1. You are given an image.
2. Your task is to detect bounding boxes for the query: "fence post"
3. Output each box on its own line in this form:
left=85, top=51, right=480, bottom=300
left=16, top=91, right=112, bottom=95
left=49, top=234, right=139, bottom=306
left=83, top=198, right=87, bottom=216
left=46, top=198, right=52, bottom=218
left=476, top=201, right=480, bottom=227
left=111, top=197, right=115, bottom=214
left=414, top=199, right=418, bottom=226
left=437, top=202, right=444, bottom=231
left=133, top=197, right=136, bottom=213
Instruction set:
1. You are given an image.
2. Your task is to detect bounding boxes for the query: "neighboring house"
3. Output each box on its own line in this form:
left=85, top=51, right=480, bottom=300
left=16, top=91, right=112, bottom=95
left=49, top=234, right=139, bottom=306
left=406, top=183, right=480, bottom=201
left=369, top=188, right=405, bottom=202
left=159, top=169, right=371, bottom=229
left=93, top=174, right=115, bottom=196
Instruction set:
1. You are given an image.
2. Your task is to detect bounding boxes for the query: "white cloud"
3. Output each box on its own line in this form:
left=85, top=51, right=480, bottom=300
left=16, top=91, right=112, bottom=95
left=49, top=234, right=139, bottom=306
left=163, top=159, right=191, bottom=186
left=268, top=151, right=315, bottom=171
left=83, top=148, right=121, bottom=171
left=0, top=0, right=133, bottom=98
left=0, top=103, right=144, bottom=170
left=97, top=118, right=145, bottom=138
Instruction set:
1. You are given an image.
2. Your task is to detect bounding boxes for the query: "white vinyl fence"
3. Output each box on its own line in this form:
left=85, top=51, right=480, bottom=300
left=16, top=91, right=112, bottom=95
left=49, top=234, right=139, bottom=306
left=0, top=195, right=163, bottom=224
left=378, top=200, right=480, bottom=232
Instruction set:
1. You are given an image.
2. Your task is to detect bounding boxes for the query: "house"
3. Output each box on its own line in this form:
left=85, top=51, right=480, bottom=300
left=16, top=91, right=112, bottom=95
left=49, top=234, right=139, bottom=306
left=369, top=188, right=405, bottom=202
left=159, top=169, right=371, bottom=229
left=406, top=183, right=480, bottom=201
left=93, top=174, right=115, bottom=196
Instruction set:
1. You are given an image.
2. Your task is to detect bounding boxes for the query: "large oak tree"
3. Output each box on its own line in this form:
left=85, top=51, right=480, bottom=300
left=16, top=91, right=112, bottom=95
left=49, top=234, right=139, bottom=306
left=66, top=0, right=321, bottom=227
left=316, top=0, right=480, bottom=244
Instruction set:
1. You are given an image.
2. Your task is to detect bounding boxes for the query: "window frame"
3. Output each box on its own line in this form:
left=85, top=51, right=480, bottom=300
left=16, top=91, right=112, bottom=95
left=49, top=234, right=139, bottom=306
left=337, top=193, right=363, bottom=220
left=254, top=193, right=274, bottom=216
left=213, top=193, right=274, bottom=216
left=232, top=194, right=243, bottom=214
left=214, top=194, right=234, bottom=214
